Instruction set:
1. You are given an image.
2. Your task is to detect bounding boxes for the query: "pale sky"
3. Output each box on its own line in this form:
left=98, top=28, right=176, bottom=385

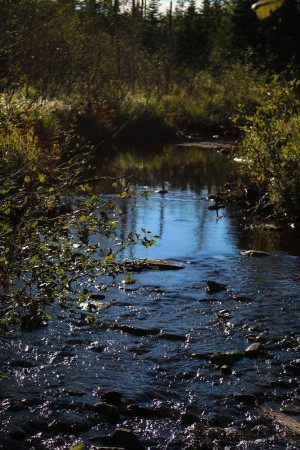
left=160, top=0, right=203, bottom=13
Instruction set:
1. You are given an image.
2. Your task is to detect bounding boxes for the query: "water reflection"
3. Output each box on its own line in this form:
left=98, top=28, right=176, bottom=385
left=1, top=141, right=299, bottom=449
left=95, top=142, right=236, bottom=194
left=95, top=141, right=300, bottom=257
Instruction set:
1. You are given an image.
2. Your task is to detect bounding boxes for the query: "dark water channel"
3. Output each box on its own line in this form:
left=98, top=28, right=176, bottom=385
left=1, top=142, right=300, bottom=449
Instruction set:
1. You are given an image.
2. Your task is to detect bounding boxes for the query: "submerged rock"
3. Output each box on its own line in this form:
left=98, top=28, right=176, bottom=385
left=111, top=324, right=161, bottom=336
left=158, top=333, right=186, bottom=341
left=112, top=427, right=145, bottom=449
left=209, top=351, right=245, bottom=366
left=99, top=391, right=122, bottom=406
left=283, top=359, right=300, bottom=375
left=93, top=402, right=120, bottom=422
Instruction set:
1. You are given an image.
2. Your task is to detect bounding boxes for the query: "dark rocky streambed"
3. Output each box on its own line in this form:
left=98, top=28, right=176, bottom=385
left=1, top=141, right=300, bottom=449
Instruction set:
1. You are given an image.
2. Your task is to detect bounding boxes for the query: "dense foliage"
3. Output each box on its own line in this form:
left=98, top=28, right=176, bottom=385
left=0, top=94, right=155, bottom=335
left=235, top=78, right=300, bottom=216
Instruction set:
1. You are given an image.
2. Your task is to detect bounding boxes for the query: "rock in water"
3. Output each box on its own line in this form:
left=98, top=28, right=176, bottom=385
left=245, top=342, right=263, bottom=356
left=112, top=427, right=145, bottom=449
left=124, top=259, right=185, bottom=272
left=241, top=250, right=270, bottom=257
left=206, top=280, right=227, bottom=294
left=78, top=300, right=110, bottom=313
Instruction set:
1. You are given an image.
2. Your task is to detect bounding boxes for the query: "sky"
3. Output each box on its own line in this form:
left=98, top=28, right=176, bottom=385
left=159, top=0, right=203, bottom=13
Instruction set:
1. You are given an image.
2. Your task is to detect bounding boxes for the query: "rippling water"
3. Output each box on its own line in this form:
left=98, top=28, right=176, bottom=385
left=1, top=142, right=299, bottom=449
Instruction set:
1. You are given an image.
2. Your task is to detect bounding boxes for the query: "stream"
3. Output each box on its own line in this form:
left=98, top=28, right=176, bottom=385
left=0, top=141, right=299, bottom=449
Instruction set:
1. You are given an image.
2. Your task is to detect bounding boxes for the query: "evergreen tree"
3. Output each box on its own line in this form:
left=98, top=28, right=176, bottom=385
left=142, top=0, right=162, bottom=52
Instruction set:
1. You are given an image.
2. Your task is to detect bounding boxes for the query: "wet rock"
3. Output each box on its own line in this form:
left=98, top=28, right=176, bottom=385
left=59, top=388, right=86, bottom=397
left=89, top=293, right=106, bottom=300
left=278, top=339, right=298, bottom=349
left=206, top=280, right=227, bottom=294
left=100, top=391, right=122, bottom=406
left=0, top=434, right=28, bottom=450
left=112, top=427, right=145, bottom=450
left=245, top=342, right=263, bottom=356
left=21, top=396, right=44, bottom=407
left=181, top=371, right=195, bottom=380
left=126, top=404, right=157, bottom=418
left=22, top=418, right=49, bottom=434
left=96, top=448, right=125, bottom=450
left=217, top=310, right=232, bottom=319
left=78, top=300, right=110, bottom=313
left=241, top=250, right=270, bottom=257
left=233, top=393, right=264, bottom=406
left=89, top=434, right=114, bottom=446
left=49, top=412, right=94, bottom=433
left=6, top=400, right=24, bottom=411
left=93, top=402, right=120, bottom=422
left=230, top=295, right=252, bottom=302
left=97, top=448, right=125, bottom=450
left=283, top=359, right=300, bottom=375
left=190, top=352, right=209, bottom=359
left=288, top=378, right=299, bottom=387
left=209, top=351, right=245, bottom=366
left=221, top=365, right=232, bottom=375
left=9, top=426, right=28, bottom=439
left=124, top=259, right=185, bottom=272
left=130, top=391, right=153, bottom=403
left=112, top=324, right=161, bottom=336
left=180, top=412, right=199, bottom=425
left=268, top=379, right=286, bottom=388
left=9, top=360, right=36, bottom=368
left=87, top=341, right=104, bottom=352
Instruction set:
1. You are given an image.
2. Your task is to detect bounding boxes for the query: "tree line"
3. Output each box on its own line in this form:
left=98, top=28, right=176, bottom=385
left=1, top=0, right=299, bottom=101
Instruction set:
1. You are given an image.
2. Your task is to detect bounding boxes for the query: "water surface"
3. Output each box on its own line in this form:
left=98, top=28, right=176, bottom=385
left=1, top=142, right=299, bottom=449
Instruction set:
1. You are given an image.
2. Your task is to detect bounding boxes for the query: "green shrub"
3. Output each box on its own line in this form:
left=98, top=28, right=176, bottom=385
left=235, top=77, right=300, bottom=214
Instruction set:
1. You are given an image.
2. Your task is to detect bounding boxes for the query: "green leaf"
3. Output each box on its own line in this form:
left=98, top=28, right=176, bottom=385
left=45, top=314, right=53, bottom=320
left=69, top=444, right=84, bottom=450
left=24, top=175, right=30, bottom=183
left=251, top=0, right=285, bottom=20
left=39, top=174, right=45, bottom=182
